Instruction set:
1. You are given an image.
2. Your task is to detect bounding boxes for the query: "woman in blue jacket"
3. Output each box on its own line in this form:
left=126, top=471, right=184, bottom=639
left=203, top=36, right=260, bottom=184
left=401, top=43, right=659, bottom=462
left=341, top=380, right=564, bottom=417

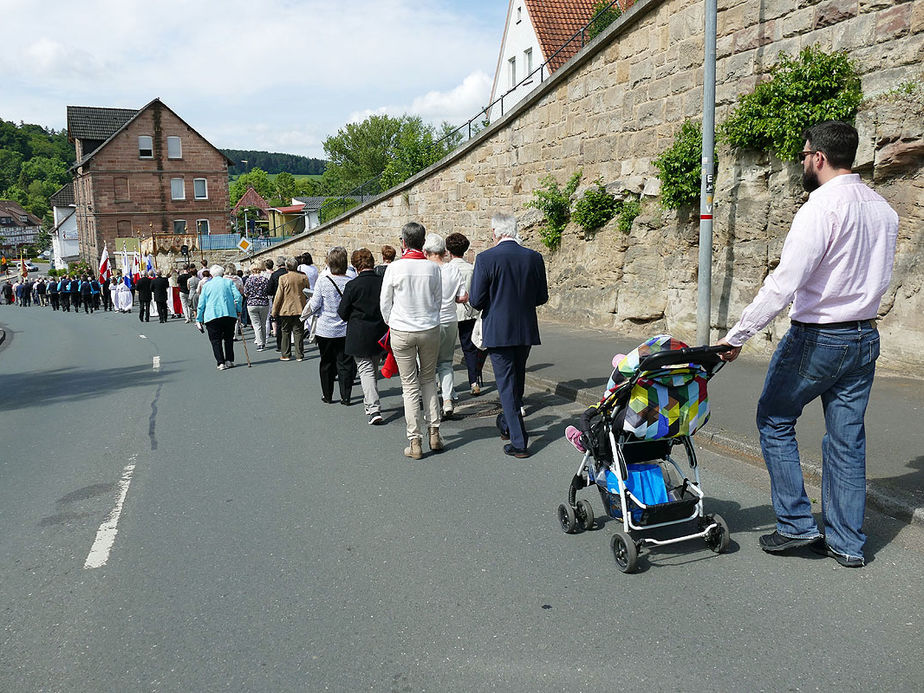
left=196, top=265, right=243, bottom=370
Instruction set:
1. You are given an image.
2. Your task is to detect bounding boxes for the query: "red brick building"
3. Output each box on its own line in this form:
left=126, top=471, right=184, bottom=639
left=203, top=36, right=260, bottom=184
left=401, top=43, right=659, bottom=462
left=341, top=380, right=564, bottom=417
left=67, top=98, right=233, bottom=267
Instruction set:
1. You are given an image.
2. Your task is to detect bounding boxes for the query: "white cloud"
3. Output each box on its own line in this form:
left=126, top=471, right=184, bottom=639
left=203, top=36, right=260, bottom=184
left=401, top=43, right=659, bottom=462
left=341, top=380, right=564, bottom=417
left=0, top=0, right=506, bottom=157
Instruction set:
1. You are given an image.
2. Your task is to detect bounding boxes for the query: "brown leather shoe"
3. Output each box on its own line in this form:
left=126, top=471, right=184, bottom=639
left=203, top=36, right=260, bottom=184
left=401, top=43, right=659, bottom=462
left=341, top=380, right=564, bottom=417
left=404, top=438, right=423, bottom=460
left=428, top=426, right=444, bottom=452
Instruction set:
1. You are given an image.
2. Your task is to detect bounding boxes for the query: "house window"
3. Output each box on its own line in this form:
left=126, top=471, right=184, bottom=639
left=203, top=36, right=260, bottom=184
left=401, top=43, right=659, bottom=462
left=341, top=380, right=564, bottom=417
left=196, top=219, right=210, bottom=235
left=117, top=220, right=132, bottom=236
left=114, top=177, right=129, bottom=201
left=174, top=220, right=187, bottom=234
left=171, top=178, right=185, bottom=200
left=509, top=56, right=516, bottom=85
left=193, top=178, right=208, bottom=200
left=138, top=136, right=153, bottom=158
left=516, top=6, right=522, bottom=23
left=167, top=136, right=182, bottom=159
left=524, top=48, right=533, bottom=76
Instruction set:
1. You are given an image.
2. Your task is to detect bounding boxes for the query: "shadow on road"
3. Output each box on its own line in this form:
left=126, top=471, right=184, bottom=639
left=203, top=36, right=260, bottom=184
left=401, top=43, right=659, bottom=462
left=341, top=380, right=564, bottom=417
left=2, top=365, right=173, bottom=411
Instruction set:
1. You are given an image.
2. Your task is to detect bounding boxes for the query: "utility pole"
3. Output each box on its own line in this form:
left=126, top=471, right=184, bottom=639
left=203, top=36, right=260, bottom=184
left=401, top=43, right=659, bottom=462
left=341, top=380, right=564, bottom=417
left=697, top=0, right=717, bottom=346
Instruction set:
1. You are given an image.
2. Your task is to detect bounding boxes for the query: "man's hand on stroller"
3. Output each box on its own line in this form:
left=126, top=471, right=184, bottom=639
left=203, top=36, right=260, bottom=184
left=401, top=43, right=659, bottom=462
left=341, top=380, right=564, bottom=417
left=715, top=338, right=741, bottom=362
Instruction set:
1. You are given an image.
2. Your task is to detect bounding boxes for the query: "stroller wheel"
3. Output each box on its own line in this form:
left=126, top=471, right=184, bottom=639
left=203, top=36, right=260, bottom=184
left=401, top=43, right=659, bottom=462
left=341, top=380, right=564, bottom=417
left=704, top=513, right=730, bottom=553
left=576, top=499, right=595, bottom=531
left=610, top=530, right=638, bottom=573
left=557, top=503, right=577, bottom=534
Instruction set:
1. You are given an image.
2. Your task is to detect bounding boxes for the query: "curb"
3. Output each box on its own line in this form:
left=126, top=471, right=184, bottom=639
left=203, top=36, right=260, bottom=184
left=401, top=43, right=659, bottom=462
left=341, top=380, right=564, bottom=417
left=478, top=358, right=924, bottom=528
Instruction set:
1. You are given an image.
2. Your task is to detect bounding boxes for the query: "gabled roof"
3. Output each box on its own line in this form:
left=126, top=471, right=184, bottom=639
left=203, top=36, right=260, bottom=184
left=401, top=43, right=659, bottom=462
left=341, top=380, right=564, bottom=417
left=524, top=0, right=601, bottom=71
left=232, top=186, right=271, bottom=215
left=68, top=98, right=235, bottom=169
left=49, top=182, right=74, bottom=208
left=0, top=200, right=42, bottom=226
left=67, top=106, right=138, bottom=141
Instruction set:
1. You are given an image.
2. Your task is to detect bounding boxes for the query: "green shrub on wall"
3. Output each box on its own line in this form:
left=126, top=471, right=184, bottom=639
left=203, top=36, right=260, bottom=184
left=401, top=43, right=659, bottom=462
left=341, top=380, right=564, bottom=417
left=653, top=120, right=706, bottom=210
left=617, top=196, right=641, bottom=234
left=573, top=179, right=618, bottom=233
left=719, top=47, right=862, bottom=161
left=526, top=170, right=582, bottom=251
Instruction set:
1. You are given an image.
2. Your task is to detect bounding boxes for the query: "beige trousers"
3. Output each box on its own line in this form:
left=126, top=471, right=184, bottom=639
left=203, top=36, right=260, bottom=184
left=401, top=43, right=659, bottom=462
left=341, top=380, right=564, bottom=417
left=390, top=326, right=440, bottom=440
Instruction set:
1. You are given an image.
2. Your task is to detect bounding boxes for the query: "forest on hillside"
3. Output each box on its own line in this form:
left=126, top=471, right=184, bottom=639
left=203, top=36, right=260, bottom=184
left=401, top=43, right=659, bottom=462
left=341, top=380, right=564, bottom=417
left=0, top=118, right=75, bottom=229
left=221, top=149, right=326, bottom=175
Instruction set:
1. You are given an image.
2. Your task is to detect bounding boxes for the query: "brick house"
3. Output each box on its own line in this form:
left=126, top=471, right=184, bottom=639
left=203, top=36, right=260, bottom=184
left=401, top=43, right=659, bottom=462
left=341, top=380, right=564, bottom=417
left=67, top=98, right=233, bottom=268
left=0, top=199, right=42, bottom=253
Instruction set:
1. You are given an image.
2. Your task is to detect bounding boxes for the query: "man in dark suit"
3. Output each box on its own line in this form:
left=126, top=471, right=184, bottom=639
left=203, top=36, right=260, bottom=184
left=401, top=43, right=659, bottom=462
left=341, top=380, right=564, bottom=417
left=469, top=212, right=548, bottom=458
left=136, top=271, right=154, bottom=322
left=151, top=270, right=170, bottom=323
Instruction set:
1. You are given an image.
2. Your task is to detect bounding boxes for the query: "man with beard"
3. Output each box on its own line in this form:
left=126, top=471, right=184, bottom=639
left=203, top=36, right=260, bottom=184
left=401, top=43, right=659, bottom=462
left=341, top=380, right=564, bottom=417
left=716, top=121, right=899, bottom=568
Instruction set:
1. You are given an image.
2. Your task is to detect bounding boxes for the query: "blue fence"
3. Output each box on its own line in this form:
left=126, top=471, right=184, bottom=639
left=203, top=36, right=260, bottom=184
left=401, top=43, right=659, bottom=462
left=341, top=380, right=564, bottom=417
left=197, top=234, right=292, bottom=251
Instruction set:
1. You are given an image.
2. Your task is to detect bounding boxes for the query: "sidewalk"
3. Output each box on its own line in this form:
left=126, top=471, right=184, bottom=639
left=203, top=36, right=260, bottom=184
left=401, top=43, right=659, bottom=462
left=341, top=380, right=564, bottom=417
left=475, top=321, right=924, bottom=526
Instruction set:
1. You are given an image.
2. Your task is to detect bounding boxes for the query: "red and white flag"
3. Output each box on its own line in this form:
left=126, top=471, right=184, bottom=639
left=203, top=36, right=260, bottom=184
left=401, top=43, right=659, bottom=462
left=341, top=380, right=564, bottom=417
left=131, top=254, right=141, bottom=285
left=99, top=246, right=111, bottom=283
left=19, top=252, right=27, bottom=278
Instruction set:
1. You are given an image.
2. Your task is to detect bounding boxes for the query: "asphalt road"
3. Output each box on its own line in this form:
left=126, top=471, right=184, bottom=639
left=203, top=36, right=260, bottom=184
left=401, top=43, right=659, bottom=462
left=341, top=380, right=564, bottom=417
left=1, top=306, right=922, bottom=692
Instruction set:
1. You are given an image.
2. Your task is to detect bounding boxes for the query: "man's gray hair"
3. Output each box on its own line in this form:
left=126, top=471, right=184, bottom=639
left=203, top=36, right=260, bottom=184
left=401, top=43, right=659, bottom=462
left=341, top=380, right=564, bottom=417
left=210, top=264, right=225, bottom=276
left=422, top=233, right=446, bottom=256
left=401, top=221, right=426, bottom=250
left=492, top=212, right=518, bottom=239
left=285, top=257, right=298, bottom=271
left=276, top=255, right=286, bottom=266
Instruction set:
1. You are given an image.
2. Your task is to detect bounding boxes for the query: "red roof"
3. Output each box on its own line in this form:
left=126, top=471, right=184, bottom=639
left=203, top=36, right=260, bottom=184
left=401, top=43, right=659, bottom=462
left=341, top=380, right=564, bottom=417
left=526, top=0, right=632, bottom=72
left=272, top=203, right=306, bottom=215
left=232, top=186, right=271, bottom=215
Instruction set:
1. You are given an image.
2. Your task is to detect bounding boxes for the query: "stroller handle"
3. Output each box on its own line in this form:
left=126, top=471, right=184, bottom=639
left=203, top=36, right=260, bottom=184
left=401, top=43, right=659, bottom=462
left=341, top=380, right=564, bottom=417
left=636, top=344, right=732, bottom=374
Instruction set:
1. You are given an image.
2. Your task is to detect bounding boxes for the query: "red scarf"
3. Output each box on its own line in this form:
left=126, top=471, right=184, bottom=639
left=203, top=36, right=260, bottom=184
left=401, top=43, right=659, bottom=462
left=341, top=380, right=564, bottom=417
left=401, top=249, right=426, bottom=260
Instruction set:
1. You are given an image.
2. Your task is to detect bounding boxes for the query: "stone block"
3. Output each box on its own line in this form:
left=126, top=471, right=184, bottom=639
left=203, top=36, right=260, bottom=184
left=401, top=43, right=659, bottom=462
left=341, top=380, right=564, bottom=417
left=629, top=60, right=652, bottom=88
left=861, top=0, right=904, bottom=11
left=677, top=37, right=704, bottom=70
left=913, top=0, right=924, bottom=33
left=814, top=0, right=858, bottom=29
left=734, top=22, right=775, bottom=53
left=780, top=5, right=814, bottom=37
left=719, top=5, right=747, bottom=34
left=876, top=3, right=912, bottom=42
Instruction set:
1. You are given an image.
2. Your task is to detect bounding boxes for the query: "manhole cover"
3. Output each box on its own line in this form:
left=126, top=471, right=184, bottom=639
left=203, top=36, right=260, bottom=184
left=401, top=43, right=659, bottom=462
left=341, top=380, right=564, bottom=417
left=450, top=399, right=504, bottom=419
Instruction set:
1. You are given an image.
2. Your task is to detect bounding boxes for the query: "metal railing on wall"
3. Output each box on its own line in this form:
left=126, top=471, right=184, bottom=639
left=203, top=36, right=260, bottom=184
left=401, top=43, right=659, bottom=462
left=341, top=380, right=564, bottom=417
left=317, top=0, right=627, bottom=222
left=198, top=233, right=291, bottom=251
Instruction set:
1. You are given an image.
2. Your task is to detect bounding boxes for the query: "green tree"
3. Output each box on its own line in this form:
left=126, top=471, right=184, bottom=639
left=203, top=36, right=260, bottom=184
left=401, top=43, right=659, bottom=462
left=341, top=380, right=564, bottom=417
left=380, top=119, right=462, bottom=190
left=0, top=149, right=24, bottom=191
left=587, top=1, right=622, bottom=40
left=321, top=114, right=407, bottom=195
left=272, top=171, right=297, bottom=205
left=229, top=167, right=273, bottom=205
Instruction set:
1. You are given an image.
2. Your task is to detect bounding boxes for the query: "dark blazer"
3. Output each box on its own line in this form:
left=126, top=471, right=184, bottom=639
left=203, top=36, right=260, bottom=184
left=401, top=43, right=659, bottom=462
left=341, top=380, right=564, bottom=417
left=135, top=276, right=153, bottom=301
left=338, top=270, right=387, bottom=357
left=151, top=276, right=169, bottom=302
left=469, top=239, right=548, bottom=348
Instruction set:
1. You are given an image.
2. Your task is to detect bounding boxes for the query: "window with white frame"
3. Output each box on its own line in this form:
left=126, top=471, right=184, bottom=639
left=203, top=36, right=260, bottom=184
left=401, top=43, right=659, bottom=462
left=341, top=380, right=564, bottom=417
left=170, top=178, right=185, bottom=200
left=193, top=178, right=208, bottom=200
left=167, top=136, right=182, bottom=159
left=173, top=220, right=187, bottom=234
left=138, top=135, right=153, bottom=158
left=508, top=56, right=516, bottom=85
left=524, top=48, right=533, bottom=76
left=196, top=219, right=210, bottom=235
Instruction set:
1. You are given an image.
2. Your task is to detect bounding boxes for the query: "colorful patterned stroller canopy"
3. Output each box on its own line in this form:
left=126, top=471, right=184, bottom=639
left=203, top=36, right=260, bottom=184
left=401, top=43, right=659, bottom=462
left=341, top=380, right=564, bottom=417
left=615, top=335, right=712, bottom=440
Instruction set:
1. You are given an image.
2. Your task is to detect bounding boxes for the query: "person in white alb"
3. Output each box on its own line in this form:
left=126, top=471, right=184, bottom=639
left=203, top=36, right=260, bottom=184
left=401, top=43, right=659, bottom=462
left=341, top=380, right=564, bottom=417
left=380, top=222, right=444, bottom=460
left=717, top=121, right=899, bottom=568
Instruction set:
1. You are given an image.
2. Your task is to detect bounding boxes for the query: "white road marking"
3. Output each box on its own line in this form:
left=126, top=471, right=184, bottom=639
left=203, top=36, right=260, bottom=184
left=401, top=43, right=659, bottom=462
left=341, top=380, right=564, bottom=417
left=84, top=459, right=137, bottom=569
left=152, top=355, right=160, bottom=369
left=139, top=335, right=147, bottom=339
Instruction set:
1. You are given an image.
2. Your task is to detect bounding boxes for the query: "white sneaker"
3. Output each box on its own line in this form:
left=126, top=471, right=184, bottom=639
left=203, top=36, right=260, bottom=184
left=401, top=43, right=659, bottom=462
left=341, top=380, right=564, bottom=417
left=217, top=363, right=227, bottom=371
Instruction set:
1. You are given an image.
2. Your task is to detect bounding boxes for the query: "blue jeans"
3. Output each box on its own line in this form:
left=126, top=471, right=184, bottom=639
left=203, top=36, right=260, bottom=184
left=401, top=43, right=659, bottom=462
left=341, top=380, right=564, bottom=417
left=757, top=322, right=880, bottom=560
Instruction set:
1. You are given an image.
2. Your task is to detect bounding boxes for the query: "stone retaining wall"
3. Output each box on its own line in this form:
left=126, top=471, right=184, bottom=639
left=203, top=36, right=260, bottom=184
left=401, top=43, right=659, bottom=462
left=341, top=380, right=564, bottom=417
left=248, top=0, right=924, bottom=371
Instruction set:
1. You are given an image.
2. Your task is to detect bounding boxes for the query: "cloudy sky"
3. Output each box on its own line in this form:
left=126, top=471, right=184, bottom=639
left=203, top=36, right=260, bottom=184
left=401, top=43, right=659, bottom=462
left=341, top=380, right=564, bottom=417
left=0, top=0, right=508, bottom=158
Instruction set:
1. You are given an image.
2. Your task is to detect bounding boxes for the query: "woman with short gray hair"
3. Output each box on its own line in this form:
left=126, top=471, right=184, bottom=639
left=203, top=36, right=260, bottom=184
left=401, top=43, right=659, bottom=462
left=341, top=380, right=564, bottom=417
left=196, top=264, right=243, bottom=370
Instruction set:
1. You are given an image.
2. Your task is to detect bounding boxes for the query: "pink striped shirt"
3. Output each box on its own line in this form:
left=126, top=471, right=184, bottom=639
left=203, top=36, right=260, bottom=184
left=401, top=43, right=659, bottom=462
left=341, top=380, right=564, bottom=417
left=725, top=173, right=898, bottom=347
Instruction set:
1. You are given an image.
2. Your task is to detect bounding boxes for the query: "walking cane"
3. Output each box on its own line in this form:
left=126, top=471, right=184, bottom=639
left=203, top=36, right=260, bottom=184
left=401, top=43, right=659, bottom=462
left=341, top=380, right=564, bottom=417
left=237, top=316, right=252, bottom=367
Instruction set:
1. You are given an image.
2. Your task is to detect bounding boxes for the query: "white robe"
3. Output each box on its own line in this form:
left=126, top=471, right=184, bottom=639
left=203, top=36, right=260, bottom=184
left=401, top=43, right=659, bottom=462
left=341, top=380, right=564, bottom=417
left=115, top=284, right=133, bottom=311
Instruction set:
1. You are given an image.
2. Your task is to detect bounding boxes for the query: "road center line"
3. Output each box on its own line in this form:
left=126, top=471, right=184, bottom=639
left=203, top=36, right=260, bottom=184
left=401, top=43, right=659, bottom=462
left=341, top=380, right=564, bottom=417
left=84, top=457, right=137, bottom=569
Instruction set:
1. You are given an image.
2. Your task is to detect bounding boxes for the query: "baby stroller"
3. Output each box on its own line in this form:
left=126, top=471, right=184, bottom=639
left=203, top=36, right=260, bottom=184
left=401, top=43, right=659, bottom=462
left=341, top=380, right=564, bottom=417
left=557, top=335, right=731, bottom=573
